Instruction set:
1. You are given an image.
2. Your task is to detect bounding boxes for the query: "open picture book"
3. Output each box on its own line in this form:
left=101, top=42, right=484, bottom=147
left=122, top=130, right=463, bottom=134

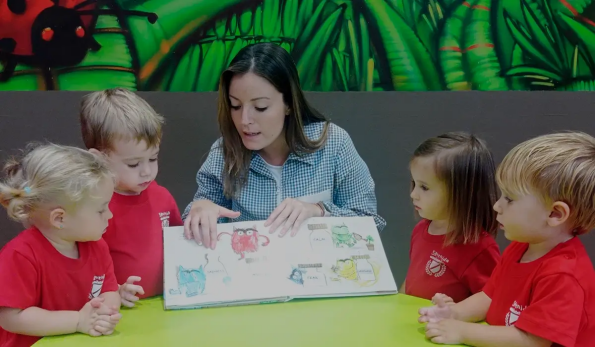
left=163, top=216, right=398, bottom=310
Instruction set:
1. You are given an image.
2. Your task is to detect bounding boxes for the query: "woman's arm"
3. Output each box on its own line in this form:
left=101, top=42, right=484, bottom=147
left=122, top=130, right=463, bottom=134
left=182, top=143, right=232, bottom=222
left=322, top=130, right=386, bottom=231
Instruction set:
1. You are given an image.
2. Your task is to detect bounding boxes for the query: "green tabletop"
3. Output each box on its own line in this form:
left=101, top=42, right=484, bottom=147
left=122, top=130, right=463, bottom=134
left=35, top=294, right=464, bottom=346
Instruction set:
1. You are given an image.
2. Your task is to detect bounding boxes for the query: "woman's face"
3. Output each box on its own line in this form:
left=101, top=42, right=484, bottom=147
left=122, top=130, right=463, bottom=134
left=229, top=72, right=288, bottom=154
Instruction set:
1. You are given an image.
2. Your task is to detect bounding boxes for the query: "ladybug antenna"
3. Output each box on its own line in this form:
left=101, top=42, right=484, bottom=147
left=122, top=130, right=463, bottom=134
left=73, top=0, right=98, bottom=10
left=77, top=8, right=158, bottom=24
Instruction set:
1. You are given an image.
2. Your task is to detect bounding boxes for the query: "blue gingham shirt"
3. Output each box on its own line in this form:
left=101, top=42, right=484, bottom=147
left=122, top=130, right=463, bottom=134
left=182, top=122, right=386, bottom=232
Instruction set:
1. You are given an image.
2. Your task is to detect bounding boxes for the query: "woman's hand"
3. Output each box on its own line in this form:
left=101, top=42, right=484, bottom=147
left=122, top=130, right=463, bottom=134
left=265, top=198, right=323, bottom=237
left=183, top=200, right=240, bottom=249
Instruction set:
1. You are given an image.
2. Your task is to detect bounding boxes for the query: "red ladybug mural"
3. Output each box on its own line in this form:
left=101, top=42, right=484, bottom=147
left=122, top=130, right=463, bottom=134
left=0, top=0, right=157, bottom=81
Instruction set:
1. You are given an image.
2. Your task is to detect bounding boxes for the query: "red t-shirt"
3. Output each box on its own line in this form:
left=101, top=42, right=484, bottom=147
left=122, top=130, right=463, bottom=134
left=103, top=181, right=182, bottom=299
left=484, top=237, right=595, bottom=347
left=0, top=228, right=119, bottom=347
left=405, top=219, right=500, bottom=303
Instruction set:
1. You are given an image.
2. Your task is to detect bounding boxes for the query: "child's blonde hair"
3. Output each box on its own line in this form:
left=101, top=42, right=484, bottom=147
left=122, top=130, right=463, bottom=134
left=0, top=143, right=114, bottom=223
left=412, top=132, right=499, bottom=246
left=496, top=131, right=595, bottom=235
left=79, top=88, right=164, bottom=152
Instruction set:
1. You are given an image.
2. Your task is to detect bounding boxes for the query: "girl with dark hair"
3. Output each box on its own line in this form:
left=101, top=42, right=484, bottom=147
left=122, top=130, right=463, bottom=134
left=182, top=42, right=385, bottom=249
left=403, top=132, right=501, bottom=303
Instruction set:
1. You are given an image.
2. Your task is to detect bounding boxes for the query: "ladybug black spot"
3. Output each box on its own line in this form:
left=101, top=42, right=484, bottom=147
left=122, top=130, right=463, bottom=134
left=31, top=6, right=89, bottom=67
left=7, top=0, right=26, bottom=15
left=0, top=38, right=16, bottom=53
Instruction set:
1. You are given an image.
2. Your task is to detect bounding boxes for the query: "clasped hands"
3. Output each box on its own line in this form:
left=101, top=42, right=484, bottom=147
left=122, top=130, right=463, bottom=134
left=184, top=198, right=323, bottom=249
left=77, top=297, right=120, bottom=337
left=418, top=293, right=467, bottom=345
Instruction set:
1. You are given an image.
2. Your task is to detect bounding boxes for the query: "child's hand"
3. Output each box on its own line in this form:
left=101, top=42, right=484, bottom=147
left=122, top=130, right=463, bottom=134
left=119, top=276, right=145, bottom=308
left=77, top=297, right=122, bottom=336
left=425, top=319, right=466, bottom=344
left=419, top=293, right=454, bottom=323
left=432, top=293, right=454, bottom=305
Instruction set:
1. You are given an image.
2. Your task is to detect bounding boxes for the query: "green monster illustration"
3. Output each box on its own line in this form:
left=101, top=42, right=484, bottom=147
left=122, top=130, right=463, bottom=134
left=331, top=224, right=363, bottom=248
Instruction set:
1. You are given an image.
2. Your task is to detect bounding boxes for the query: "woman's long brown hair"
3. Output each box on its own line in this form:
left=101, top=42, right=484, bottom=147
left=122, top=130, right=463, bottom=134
left=217, top=43, right=329, bottom=198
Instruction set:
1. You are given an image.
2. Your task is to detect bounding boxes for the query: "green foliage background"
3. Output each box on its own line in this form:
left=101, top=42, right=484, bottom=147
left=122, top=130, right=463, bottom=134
left=1, top=0, right=595, bottom=91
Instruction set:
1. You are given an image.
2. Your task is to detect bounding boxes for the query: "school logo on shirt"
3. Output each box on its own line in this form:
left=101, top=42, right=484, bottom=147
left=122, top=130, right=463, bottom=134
left=425, top=250, right=448, bottom=278
left=505, top=301, right=527, bottom=326
left=159, top=211, right=171, bottom=228
left=89, top=275, right=105, bottom=299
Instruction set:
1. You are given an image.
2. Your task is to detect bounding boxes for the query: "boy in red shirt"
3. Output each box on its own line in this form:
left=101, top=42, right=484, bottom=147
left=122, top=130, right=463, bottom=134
left=0, top=143, right=122, bottom=347
left=419, top=132, right=595, bottom=347
left=80, top=88, right=183, bottom=306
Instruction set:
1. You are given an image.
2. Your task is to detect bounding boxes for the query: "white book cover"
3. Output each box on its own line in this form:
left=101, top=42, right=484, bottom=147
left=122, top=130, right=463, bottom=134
left=163, top=216, right=398, bottom=310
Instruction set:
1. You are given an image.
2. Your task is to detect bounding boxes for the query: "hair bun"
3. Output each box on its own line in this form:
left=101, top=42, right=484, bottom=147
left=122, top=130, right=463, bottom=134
left=0, top=187, right=23, bottom=208
left=3, top=158, right=22, bottom=177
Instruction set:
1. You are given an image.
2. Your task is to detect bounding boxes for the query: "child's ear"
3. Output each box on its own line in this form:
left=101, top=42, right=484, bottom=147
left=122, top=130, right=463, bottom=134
left=547, top=201, right=570, bottom=227
left=48, top=207, right=66, bottom=230
left=88, top=148, right=102, bottom=156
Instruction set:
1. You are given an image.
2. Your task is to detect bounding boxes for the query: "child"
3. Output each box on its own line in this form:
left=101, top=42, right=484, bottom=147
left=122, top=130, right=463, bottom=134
left=0, top=143, right=122, bottom=347
left=403, top=132, right=501, bottom=303
left=80, top=88, right=183, bottom=307
left=419, top=132, right=595, bottom=346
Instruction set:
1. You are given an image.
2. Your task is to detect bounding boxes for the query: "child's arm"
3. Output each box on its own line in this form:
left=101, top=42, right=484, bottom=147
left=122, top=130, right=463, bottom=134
left=425, top=320, right=551, bottom=347
left=0, top=297, right=121, bottom=337
left=96, top=238, right=131, bottom=310
left=169, top=195, right=183, bottom=227
left=400, top=279, right=406, bottom=293
left=0, top=307, right=79, bottom=336
left=99, top=291, right=121, bottom=311
left=450, top=291, right=491, bottom=322
left=426, top=273, right=584, bottom=346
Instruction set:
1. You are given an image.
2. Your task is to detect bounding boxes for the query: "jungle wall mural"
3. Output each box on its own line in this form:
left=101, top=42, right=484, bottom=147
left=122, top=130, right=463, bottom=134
left=0, top=0, right=594, bottom=91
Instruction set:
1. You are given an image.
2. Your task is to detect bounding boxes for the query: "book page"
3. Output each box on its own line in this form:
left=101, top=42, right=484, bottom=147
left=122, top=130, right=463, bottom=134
left=163, top=216, right=397, bottom=309
left=281, top=217, right=398, bottom=298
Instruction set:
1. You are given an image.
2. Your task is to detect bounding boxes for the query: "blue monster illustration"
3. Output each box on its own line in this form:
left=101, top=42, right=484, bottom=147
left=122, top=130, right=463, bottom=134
left=288, top=268, right=304, bottom=285
left=177, top=265, right=206, bottom=297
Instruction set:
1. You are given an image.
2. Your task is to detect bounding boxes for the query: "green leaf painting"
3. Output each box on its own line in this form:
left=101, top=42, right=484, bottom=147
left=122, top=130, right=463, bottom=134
left=1, top=0, right=595, bottom=91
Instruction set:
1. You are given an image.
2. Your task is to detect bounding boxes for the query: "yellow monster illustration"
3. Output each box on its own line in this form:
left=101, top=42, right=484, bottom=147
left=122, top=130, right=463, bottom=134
left=333, top=259, right=358, bottom=280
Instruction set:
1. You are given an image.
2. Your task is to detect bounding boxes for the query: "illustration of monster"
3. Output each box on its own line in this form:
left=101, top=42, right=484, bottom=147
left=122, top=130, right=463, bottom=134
left=288, top=268, right=304, bottom=285
left=218, top=226, right=270, bottom=260
left=331, top=224, right=363, bottom=248
left=332, top=258, right=358, bottom=281
left=176, top=265, right=206, bottom=297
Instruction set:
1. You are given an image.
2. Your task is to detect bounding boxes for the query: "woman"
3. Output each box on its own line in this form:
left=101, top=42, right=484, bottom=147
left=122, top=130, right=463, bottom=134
left=182, top=42, right=385, bottom=249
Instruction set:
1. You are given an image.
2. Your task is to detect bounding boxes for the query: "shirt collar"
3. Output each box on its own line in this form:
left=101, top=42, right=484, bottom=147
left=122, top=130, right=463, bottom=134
left=249, top=150, right=317, bottom=176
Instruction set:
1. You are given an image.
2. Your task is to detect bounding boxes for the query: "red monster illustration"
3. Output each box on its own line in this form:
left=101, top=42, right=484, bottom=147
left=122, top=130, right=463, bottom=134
left=217, top=226, right=270, bottom=260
